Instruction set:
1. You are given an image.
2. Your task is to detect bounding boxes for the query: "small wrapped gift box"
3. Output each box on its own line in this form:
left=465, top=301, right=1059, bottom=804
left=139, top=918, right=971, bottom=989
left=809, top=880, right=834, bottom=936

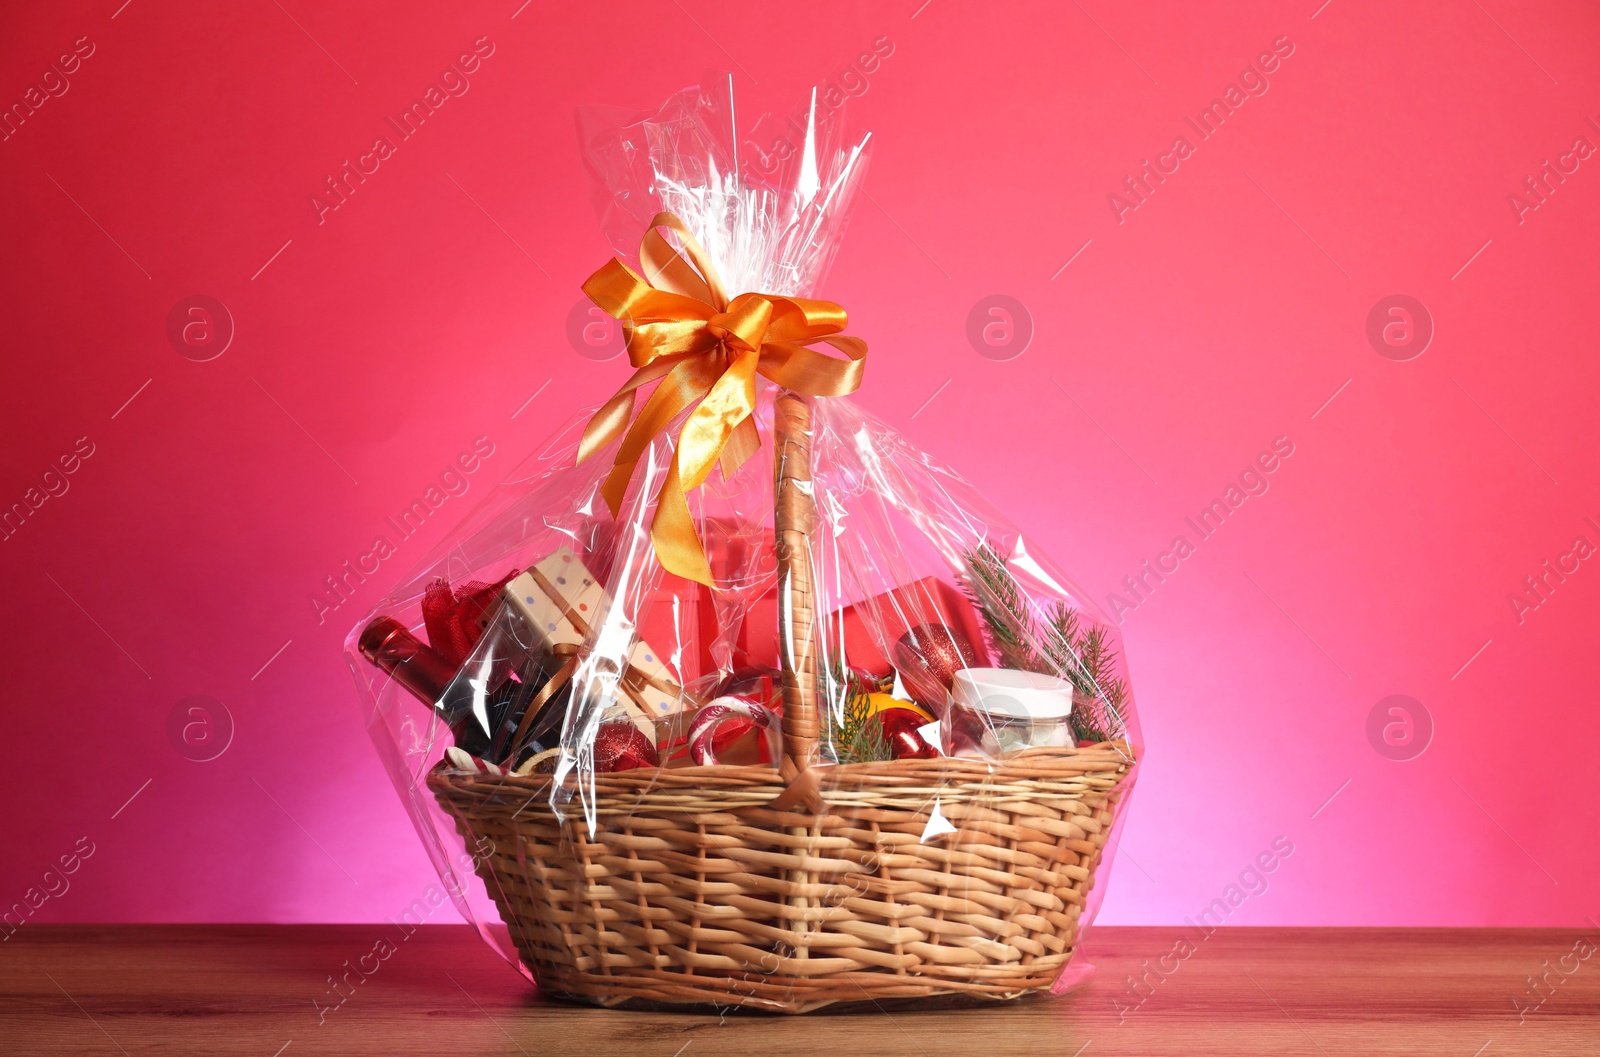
left=499, top=546, right=694, bottom=742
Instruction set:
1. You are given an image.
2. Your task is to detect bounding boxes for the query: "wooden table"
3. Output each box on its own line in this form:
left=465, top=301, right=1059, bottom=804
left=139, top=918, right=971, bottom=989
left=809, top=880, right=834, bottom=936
left=3, top=926, right=1595, bottom=1055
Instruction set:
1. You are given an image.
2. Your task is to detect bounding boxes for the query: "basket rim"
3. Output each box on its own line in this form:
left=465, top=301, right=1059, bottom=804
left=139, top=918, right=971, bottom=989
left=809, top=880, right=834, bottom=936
left=427, top=740, right=1137, bottom=804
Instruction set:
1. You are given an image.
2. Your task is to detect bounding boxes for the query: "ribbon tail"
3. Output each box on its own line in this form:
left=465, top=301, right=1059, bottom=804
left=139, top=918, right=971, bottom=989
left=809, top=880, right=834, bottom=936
left=675, top=349, right=758, bottom=491
left=648, top=348, right=758, bottom=585
left=599, top=356, right=719, bottom=515
left=578, top=353, right=690, bottom=474
left=578, top=389, right=638, bottom=470
left=650, top=461, right=713, bottom=586
left=719, top=416, right=760, bottom=481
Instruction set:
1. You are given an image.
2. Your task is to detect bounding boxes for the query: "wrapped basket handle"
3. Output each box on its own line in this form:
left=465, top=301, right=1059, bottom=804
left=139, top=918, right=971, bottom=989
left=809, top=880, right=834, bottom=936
left=771, top=392, right=823, bottom=810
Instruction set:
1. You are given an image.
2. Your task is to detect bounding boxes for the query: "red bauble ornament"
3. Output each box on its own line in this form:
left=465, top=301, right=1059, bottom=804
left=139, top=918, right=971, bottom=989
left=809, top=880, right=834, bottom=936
left=892, top=624, right=981, bottom=715
left=945, top=705, right=988, bottom=756
left=872, top=706, right=938, bottom=760
left=592, top=722, right=659, bottom=772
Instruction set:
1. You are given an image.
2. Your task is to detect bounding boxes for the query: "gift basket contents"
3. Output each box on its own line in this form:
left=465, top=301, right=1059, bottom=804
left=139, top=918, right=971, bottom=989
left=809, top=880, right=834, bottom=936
left=347, top=78, right=1141, bottom=1014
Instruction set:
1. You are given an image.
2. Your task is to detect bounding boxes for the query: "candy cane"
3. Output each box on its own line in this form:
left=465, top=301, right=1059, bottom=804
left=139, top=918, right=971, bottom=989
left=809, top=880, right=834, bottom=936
left=687, top=696, right=781, bottom=766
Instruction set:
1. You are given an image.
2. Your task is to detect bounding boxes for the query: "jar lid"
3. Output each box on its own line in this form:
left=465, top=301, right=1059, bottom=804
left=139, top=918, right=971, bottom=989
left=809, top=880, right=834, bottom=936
left=952, top=667, right=1075, bottom=719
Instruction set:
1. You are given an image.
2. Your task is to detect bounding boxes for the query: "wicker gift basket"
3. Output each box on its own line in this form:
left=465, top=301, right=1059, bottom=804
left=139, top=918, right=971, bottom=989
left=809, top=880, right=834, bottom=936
left=426, top=395, right=1136, bottom=1013
left=354, top=79, right=1141, bottom=1016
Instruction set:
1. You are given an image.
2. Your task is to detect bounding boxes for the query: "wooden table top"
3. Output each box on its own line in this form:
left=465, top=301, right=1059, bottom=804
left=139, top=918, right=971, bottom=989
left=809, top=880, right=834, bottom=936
left=3, top=925, right=1596, bottom=1055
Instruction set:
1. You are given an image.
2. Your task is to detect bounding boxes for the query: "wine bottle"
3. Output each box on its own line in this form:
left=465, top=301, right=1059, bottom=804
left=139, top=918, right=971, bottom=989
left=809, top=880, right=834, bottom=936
left=358, top=617, right=494, bottom=758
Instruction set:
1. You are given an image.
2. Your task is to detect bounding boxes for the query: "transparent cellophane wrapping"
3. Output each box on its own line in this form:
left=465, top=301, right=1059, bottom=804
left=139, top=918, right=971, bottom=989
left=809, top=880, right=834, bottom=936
left=346, top=79, right=1141, bottom=999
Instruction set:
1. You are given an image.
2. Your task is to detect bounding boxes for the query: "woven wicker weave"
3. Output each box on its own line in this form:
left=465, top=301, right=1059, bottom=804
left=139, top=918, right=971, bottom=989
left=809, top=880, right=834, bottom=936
left=430, top=394, right=1137, bottom=1013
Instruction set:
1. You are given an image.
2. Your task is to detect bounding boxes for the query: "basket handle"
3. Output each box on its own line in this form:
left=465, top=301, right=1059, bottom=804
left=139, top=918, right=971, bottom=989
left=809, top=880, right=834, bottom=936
left=772, top=392, right=822, bottom=808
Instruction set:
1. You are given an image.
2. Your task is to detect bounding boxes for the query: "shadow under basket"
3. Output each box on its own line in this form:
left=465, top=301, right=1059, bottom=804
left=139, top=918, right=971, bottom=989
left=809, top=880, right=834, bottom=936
left=429, top=745, right=1135, bottom=1014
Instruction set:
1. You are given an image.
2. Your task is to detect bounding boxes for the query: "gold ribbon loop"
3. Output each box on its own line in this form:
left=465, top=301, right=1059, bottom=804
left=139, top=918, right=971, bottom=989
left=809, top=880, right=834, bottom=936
left=577, top=212, right=867, bottom=585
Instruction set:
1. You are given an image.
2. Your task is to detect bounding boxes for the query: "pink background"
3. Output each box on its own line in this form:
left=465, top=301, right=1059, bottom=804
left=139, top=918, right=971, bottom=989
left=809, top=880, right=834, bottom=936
left=3, top=0, right=1596, bottom=929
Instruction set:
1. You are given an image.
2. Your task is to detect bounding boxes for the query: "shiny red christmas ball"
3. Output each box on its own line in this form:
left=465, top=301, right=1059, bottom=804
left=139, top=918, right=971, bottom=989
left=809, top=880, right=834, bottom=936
left=872, top=706, right=938, bottom=760
left=892, top=624, right=981, bottom=715
left=944, top=704, right=990, bottom=756
left=592, top=722, right=659, bottom=772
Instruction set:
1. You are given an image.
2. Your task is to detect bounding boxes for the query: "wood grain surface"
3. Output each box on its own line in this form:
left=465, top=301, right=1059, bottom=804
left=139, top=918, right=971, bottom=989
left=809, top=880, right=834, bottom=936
left=3, top=926, right=1596, bottom=1055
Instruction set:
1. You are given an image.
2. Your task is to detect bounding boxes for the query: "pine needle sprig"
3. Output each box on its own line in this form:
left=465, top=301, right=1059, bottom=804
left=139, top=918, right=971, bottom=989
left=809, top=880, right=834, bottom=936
left=960, top=545, right=1128, bottom=744
left=1063, top=620, right=1126, bottom=743
left=820, top=660, right=891, bottom=764
left=963, top=543, right=1038, bottom=670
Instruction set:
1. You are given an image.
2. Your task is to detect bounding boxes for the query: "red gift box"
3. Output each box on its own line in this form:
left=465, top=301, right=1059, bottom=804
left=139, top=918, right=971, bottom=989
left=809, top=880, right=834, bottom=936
left=826, top=575, right=991, bottom=678
left=691, top=522, right=781, bottom=671
left=635, top=575, right=714, bottom=684
left=698, top=570, right=989, bottom=678
left=643, top=516, right=989, bottom=684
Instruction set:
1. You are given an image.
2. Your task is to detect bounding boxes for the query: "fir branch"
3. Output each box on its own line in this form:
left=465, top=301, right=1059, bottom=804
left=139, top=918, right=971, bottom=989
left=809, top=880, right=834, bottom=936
left=960, top=544, right=1128, bottom=744
left=820, top=661, right=891, bottom=764
left=962, top=543, right=1041, bottom=671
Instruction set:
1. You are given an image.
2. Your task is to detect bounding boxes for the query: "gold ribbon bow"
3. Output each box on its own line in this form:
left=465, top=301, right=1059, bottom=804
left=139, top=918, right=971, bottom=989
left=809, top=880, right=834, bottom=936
left=577, top=212, right=867, bottom=585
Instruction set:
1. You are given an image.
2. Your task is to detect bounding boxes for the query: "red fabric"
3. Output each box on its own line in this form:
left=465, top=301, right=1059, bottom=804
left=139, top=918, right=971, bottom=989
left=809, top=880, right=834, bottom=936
left=421, top=571, right=518, bottom=668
